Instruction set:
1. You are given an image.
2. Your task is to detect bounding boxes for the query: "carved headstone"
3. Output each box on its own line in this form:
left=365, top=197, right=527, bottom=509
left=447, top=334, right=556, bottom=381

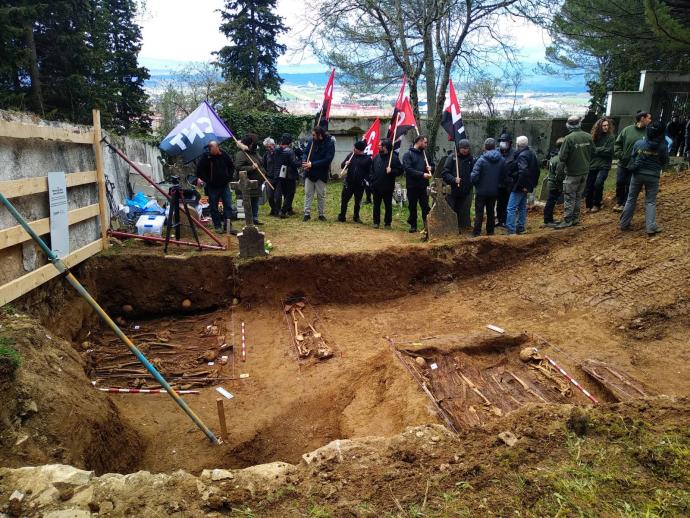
left=426, top=178, right=459, bottom=239
left=231, top=171, right=266, bottom=258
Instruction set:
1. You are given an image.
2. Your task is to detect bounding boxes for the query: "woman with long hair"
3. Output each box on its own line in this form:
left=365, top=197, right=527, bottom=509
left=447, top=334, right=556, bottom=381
left=585, top=117, right=616, bottom=212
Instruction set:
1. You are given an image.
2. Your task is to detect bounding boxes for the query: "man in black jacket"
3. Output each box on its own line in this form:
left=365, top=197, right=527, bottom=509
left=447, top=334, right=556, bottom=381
left=442, top=139, right=474, bottom=231
left=273, top=133, right=302, bottom=218
left=370, top=139, right=403, bottom=228
left=505, top=136, right=540, bottom=235
left=496, top=132, right=516, bottom=227
left=303, top=126, right=335, bottom=221
left=470, top=138, right=508, bottom=237
left=196, top=140, right=236, bottom=233
left=403, top=135, right=433, bottom=233
left=338, top=140, right=372, bottom=223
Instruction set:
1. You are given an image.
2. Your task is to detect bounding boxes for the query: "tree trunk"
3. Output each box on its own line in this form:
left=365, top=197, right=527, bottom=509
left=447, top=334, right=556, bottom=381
left=427, top=65, right=452, bottom=162
left=251, top=7, right=259, bottom=89
left=24, top=23, right=44, bottom=116
left=423, top=30, right=436, bottom=131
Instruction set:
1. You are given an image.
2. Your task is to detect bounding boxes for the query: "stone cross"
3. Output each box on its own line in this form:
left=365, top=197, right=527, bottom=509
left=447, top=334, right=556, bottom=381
left=426, top=178, right=459, bottom=239
left=230, top=171, right=259, bottom=228
left=230, top=171, right=265, bottom=258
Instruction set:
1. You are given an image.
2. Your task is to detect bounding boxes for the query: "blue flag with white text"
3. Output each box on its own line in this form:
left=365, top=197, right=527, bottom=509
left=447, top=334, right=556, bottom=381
left=160, top=101, right=233, bottom=162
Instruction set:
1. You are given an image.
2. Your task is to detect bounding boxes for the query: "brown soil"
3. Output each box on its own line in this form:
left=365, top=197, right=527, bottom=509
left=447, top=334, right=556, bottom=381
left=1, top=171, right=688, bottom=515
left=0, top=313, right=141, bottom=475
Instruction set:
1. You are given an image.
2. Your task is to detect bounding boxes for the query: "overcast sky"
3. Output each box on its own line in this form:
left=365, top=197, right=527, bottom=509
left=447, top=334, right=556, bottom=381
left=139, top=0, right=551, bottom=70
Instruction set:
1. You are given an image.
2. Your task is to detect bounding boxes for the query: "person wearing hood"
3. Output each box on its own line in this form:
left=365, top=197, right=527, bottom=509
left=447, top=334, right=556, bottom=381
left=273, top=133, right=302, bottom=218
left=544, top=138, right=564, bottom=227
left=619, top=121, right=668, bottom=236
left=505, top=136, right=540, bottom=235
left=338, top=140, right=372, bottom=223
left=262, top=137, right=278, bottom=216
left=370, top=139, right=403, bottom=229
left=402, top=135, right=433, bottom=233
left=196, top=140, right=237, bottom=234
left=585, top=117, right=615, bottom=213
left=234, top=134, right=266, bottom=225
left=666, top=112, right=684, bottom=156
left=496, top=132, right=516, bottom=227
left=442, top=139, right=475, bottom=231
left=614, top=111, right=652, bottom=211
left=553, top=115, right=594, bottom=229
left=303, top=126, right=336, bottom=221
left=470, top=138, right=508, bottom=237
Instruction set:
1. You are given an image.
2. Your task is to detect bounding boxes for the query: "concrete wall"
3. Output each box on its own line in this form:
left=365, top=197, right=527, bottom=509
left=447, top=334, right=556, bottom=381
left=606, top=70, right=690, bottom=117
left=0, top=109, right=164, bottom=285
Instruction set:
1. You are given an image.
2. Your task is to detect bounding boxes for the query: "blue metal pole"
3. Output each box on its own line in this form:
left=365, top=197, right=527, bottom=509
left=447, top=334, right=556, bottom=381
left=0, top=192, right=219, bottom=444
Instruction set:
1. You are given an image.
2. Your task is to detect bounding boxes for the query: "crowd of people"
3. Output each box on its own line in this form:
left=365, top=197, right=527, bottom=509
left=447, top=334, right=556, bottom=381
left=195, top=110, right=671, bottom=238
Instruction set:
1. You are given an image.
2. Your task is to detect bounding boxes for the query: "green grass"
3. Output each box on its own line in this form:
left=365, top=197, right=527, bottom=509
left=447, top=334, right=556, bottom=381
left=0, top=336, right=21, bottom=373
left=256, top=177, right=418, bottom=232
left=256, top=165, right=620, bottom=235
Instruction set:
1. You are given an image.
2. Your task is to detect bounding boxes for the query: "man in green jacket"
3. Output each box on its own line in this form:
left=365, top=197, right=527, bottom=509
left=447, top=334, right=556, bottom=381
left=554, top=115, right=594, bottom=229
left=613, top=111, right=652, bottom=211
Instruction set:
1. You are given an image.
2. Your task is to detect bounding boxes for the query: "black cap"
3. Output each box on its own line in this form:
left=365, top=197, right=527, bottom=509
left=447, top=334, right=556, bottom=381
left=499, top=132, right=512, bottom=142
left=458, top=139, right=470, bottom=149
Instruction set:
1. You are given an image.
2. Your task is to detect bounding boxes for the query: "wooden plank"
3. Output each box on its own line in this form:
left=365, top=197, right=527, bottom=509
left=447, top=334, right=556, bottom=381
left=0, top=171, right=97, bottom=199
left=0, top=203, right=100, bottom=251
left=0, top=239, right=103, bottom=307
left=0, top=120, right=94, bottom=144
left=92, top=109, right=109, bottom=249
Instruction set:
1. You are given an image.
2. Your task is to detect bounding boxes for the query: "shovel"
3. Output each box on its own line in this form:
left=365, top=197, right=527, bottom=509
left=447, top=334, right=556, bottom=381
left=296, top=308, right=321, bottom=338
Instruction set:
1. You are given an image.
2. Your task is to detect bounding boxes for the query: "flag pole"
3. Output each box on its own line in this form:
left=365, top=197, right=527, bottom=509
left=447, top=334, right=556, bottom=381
left=206, top=102, right=275, bottom=190
left=388, top=124, right=398, bottom=169
left=414, top=127, right=432, bottom=170
left=454, top=143, right=460, bottom=183
left=305, top=106, right=324, bottom=165
left=230, top=134, right=274, bottom=190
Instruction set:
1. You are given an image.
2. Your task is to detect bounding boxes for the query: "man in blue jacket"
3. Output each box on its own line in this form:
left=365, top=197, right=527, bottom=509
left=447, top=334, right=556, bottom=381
left=471, top=138, right=508, bottom=237
left=505, top=136, right=540, bottom=235
left=302, top=126, right=335, bottom=221
left=402, top=135, right=433, bottom=233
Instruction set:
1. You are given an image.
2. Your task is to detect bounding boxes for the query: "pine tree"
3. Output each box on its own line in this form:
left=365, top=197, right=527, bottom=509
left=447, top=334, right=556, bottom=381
left=216, top=0, right=287, bottom=96
left=0, top=0, right=150, bottom=131
left=100, top=0, right=151, bottom=132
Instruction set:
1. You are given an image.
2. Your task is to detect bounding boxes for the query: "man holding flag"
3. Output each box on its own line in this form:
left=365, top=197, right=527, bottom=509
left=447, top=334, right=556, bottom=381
left=403, top=135, right=433, bottom=233
left=370, top=138, right=403, bottom=229
left=440, top=79, right=473, bottom=230
left=337, top=140, right=372, bottom=223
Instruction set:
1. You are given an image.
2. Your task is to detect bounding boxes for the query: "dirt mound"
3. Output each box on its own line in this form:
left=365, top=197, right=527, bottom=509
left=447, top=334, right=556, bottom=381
left=0, top=311, right=141, bottom=475
left=1, top=397, right=688, bottom=517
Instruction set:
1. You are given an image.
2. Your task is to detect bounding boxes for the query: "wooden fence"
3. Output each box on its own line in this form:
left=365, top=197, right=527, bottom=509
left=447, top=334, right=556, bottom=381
left=0, top=109, right=108, bottom=306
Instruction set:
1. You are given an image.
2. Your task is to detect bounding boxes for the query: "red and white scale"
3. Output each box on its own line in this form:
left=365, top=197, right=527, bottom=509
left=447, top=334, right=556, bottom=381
left=241, top=321, right=247, bottom=362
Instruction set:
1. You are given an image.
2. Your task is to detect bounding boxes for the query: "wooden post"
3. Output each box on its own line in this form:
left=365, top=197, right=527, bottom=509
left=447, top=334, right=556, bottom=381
left=216, top=398, right=228, bottom=442
left=92, top=109, right=109, bottom=250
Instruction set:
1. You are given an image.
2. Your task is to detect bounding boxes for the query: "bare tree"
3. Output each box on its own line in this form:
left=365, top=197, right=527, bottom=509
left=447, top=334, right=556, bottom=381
left=304, top=0, right=551, bottom=158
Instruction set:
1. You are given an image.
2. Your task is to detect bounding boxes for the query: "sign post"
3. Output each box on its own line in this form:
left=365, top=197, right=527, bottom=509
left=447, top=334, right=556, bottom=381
left=47, top=171, right=69, bottom=258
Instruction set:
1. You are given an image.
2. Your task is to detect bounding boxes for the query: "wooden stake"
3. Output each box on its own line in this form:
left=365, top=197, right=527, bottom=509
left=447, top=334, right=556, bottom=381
left=92, top=109, right=109, bottom=250
left=216, top=398, right=228, bottom=442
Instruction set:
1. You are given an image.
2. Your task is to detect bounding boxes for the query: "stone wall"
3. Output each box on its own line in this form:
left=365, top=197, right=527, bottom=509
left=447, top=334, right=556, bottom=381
left=0, top=109, right=164, bottom=286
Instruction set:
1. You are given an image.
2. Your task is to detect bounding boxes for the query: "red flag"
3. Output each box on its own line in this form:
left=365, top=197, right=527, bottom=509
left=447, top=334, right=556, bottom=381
left=316, top=69, right=335, bottom=128
left=388, top=96, right=417, bottom=150
left=441, top=79, right=467, bottom=142
left=362, top=118, right=381, bottom=157
left=387, top=75, right=407, bottom=140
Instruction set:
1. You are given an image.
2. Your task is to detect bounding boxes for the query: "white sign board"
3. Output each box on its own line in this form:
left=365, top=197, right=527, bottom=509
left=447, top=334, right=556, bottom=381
left=47, top=171, right=69, bottom=258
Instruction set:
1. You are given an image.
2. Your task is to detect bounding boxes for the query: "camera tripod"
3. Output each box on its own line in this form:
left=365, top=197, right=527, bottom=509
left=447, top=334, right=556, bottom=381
left=163, top=177, right=202, bottom=253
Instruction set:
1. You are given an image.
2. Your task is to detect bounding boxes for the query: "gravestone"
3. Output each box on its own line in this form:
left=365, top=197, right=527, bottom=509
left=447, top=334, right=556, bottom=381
left=231, top=171, right=266, bottom=258
left=426, top=178, right=459, bottom=239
